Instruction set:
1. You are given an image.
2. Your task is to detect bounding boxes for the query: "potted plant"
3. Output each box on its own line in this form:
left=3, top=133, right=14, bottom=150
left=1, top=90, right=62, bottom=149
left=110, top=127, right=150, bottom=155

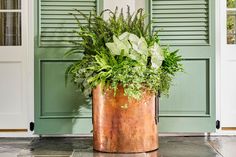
left=65, top=7, right=183, bottom=153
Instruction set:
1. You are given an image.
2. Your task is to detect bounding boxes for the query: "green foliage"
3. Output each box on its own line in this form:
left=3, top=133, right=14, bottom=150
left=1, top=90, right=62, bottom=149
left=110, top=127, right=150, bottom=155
left=227, top=0, right=235, bottom=30
left=227, top=0, right=235, bottom=8
left=227, top=16, right=234, bottom=31
left=65, top=7, right=183, bottom=99
left=159, top=48, right=183, bottom=95
left=162, top=48, right=183, bottom=76
left=226, top=0, right=236, bottom=44
left=227, top=0, right=235, bottom=32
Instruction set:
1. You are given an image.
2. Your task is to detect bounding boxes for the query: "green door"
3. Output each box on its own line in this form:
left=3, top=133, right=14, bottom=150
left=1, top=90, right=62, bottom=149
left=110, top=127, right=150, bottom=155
left=34, top=0, right=103, bottom=134
left=150, top=0, right=215, bottom=132
left=35, top=0, right=215, bottom=134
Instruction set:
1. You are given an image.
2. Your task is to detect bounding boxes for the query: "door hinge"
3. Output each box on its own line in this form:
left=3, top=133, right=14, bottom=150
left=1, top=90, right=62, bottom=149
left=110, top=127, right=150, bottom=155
left=29, top=122, right=34, bottom=131
left=216, top=120, right=220, bottom=129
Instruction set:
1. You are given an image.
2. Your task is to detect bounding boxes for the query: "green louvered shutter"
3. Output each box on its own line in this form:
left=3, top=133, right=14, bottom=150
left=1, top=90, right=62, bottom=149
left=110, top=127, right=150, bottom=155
left=40, top=0, right=97, bottom=47
left=151, top=0, right=216, bottom=132
left=35, top=0, right=102, bottom=134
left=152, top=0, right=209, bottom=45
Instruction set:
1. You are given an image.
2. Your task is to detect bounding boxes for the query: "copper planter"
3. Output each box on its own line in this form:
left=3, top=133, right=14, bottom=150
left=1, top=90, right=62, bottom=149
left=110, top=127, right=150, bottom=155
left=92, top=85, right=159, bottom=153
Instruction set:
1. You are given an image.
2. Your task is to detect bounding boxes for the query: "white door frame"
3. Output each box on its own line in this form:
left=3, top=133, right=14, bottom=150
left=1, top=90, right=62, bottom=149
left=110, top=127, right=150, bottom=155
left=215, top=0, right=222, bottom=133
left=0, top=0, right=35, bottom=137
left=214, top=0, right=236, bottom=135
left=26, top=0, right=35, bottom=137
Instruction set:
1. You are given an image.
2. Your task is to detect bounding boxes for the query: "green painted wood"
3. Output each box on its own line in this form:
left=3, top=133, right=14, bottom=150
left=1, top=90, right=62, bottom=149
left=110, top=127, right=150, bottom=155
left=150, top=0, right=215, bottom=132
left=35, top=0, right=215, bottom=134
left=34, top=0, right=102, bottom=134
left=151, top=0, right=210, bottom=46
left=39, top=0, right=97, bottom=47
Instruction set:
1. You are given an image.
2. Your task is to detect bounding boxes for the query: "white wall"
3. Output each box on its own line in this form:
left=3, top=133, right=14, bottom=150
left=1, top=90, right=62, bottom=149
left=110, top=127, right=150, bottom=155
left=104, top=0, right=135, bottom=11
left=103, top=0, right=146, bottom=14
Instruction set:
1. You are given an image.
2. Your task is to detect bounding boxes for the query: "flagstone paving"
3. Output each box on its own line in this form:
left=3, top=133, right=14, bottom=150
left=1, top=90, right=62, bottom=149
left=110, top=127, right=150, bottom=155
left=0, top=136, right=235, bottom=157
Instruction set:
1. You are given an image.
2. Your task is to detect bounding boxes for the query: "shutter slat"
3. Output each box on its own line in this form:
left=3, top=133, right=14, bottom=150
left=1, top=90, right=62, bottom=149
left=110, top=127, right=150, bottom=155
left=41, top=29, right=77, bottom=32
left=154, top=4, right=207, bottom=9
left=41, top=6, right=95, bottom=10
left=41, top=15, right=90, bottom=19
left=152, top=9, right=207, bottom=14
left=41, top=33, right=80, bottom=36
left=158, top=31, right=208, bottom=36
left=41, top=36, right=81, bottom=42
left=41, top=10, right=94, bottom=14
left=152, top=14, right=208, bottom=18
left=41, top=0, right=95, bottom=2
left=40, top=42, right=81, bottom=47
left=152, top=0, right=207, bottom=5
left=160, top=40, right=208, bottom=45
left=151, top=0, right=209, bottom=45
left=160, top=36, right=208, bottom=40
left=41, top=2, right=95, bottom=5
left=39, top=0, right=97, bottom=47
left=153, top=22, right=207, bottom=27
left=153, top=26, right=208, bottom=31
left=41, top=19, right=88, bottom=24
left=153, top=17, right=208, bottom=23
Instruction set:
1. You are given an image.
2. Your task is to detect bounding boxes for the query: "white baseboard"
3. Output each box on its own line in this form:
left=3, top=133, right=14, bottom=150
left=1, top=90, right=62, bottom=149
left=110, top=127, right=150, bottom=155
left=0, top=132, right=36, bottom=137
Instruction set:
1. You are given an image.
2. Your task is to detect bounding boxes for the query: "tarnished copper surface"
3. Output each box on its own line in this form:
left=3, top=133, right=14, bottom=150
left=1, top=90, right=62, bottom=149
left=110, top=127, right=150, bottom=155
left=92, top=85, right=159, bottom=153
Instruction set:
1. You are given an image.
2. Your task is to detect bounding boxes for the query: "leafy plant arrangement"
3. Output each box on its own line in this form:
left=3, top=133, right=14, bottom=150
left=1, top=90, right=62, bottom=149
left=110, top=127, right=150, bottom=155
left=66, top=7, right=183, bottom=100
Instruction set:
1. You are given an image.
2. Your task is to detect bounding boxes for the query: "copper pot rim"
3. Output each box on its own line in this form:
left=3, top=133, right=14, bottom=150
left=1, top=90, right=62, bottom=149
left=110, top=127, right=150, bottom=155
left=93, top=83, right=156, bottom=95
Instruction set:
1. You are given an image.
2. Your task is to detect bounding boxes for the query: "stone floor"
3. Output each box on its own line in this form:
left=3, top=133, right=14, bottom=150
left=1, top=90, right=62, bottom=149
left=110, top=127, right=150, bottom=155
left=0, top=136, right=235, bottom=157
